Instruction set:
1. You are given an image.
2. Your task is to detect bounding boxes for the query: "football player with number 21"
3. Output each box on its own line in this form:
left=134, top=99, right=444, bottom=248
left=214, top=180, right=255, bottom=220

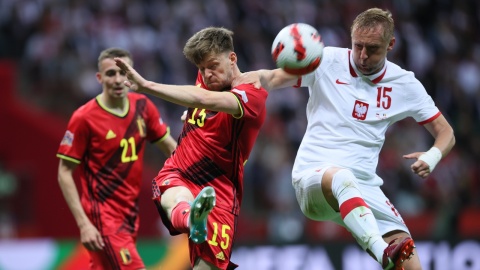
left=57, top=48, right=178, bottom=269
left=233, top=8, right=455, bottom=270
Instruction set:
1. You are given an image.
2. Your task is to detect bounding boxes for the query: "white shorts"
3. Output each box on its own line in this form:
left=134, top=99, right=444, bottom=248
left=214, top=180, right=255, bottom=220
left=293, top=167, right=410, bottom=237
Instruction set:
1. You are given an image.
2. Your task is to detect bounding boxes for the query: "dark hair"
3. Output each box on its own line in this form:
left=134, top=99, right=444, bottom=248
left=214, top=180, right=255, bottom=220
left=97, top=47, right=132, bottom=69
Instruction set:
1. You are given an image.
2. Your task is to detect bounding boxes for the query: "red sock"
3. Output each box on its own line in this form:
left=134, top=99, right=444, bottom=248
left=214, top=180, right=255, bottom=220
left=170, top=201, right=190, bottom=234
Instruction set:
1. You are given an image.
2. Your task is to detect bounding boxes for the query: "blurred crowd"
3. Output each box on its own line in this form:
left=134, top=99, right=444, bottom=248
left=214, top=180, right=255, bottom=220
left=1, top=0, right=479, bottom=243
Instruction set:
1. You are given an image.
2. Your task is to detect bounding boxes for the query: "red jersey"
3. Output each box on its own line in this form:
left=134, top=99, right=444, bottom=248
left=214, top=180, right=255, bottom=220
left=156, top=72, right=268, bottom=215
left=57, top=92, right=170, bottom=235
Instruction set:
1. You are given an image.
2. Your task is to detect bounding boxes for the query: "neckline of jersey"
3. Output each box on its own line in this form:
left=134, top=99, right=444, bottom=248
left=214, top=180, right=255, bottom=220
left=348, top=50, right=387, bottom=84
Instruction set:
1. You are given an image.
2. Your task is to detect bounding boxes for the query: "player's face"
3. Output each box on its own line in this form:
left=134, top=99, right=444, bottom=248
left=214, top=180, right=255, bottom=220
left=351, top=25, right=394, bottom=75
left=96, top=57, right=132, bottom=99
left=198, top=52, right=236, bottom=91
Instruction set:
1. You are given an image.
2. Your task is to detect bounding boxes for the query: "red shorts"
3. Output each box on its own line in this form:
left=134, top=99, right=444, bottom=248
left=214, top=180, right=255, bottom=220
left=190, top=206, right=238, bottom=269
left=88, top=232, right=144, bottom=270
left=153, top=174, right=239, bottom=270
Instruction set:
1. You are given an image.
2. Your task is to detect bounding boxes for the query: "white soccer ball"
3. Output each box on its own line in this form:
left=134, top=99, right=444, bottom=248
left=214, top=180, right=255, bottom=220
left=271, top=23, right=324, bottom=75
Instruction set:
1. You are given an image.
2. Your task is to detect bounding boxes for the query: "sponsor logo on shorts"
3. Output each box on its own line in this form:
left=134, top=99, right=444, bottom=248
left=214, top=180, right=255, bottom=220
left=119, top=248, right=132, bottom=265
left=215, top=251, right=225, bottom=260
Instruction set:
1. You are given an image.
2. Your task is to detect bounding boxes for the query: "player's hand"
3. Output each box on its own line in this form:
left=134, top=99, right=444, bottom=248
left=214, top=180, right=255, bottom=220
left=403, top=152, right=431, bottom=179
left=232, top=71, right=262, bottom=89
left=80, top=223, right=105, bottom=251
left=180, top=110, right=187, bottom=122
left=114, top=57, right=147, bottom=93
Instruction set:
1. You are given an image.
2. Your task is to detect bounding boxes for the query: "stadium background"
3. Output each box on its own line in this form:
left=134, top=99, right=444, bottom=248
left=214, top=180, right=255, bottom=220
left=0, top=0, right=479, bottom=269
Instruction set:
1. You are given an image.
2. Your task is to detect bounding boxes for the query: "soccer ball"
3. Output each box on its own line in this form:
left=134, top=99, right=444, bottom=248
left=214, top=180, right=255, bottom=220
left=271, top=23, right=324, bottom=75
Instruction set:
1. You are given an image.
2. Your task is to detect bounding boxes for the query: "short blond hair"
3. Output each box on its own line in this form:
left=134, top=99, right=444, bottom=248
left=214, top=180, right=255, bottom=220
left=351, top=8, right=394, bottom=42
left=183, top=27, right=234, bottom=65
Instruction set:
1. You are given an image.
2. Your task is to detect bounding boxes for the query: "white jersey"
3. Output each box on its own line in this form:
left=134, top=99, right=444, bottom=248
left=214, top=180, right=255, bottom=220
left=293, top=47, right=440, bottom=185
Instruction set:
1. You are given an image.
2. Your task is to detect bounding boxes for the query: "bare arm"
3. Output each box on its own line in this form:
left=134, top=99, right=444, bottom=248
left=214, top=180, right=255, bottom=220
left=154, top=133, right=177, bottom=157
left=423, top=114, right=456, bottom=156
left=232, top=68, right=300, bottom=91
left=58, top=159, right=104, bottom=250
left=403, top=114, right=455, bottom=178
left=115, top=58, right=241, bottom=115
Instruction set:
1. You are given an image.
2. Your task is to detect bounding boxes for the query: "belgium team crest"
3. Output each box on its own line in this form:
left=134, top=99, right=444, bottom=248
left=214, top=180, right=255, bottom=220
left=119, top=248, right=132, bottom=265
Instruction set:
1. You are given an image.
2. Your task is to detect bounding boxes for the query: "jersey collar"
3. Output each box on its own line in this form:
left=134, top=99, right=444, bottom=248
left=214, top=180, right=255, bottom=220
left=348, top=50, right=387, bottom=84
left=96, top=94, right=130, bottom=117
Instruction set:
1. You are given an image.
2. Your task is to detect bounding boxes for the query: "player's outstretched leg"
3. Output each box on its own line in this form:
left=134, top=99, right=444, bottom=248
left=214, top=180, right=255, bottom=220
left=382, top=237, right=416, bottom=270
left=189, top=186, right=216, bottom=244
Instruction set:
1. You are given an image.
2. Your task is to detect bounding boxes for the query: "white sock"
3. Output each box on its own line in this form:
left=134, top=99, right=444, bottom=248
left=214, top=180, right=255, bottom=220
left=332, top=169, right=387, bottom=263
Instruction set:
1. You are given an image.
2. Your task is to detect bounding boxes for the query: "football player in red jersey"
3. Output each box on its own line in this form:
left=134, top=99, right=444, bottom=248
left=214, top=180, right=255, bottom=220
left=57, top=48, right=178, bottom=269
left=115, top=27, right=269, bottom=270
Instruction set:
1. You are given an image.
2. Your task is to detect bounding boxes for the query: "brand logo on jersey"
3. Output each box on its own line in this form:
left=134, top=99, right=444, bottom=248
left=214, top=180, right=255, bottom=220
left=60, top=130, right=74, bottom=146
left=119, top=248, right=132, bottom=265
left=215, top=251, right=225, bottom=260
left=352, top=100, right=369, bottom=120
left=106, top=130, right=117, bottom=140
left=232, top=89, right=248, bottom=103
left=136, top=116, right=146, bottom=137
left=359, top=213, right=371, bottom=218
left=335, top=79, right=349, bottom=85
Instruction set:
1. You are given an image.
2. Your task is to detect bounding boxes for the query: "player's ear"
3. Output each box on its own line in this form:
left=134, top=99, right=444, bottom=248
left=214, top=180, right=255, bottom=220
left=229, top=52, right=237, bottom=64
left=387, top=37, right=395, bottom=52
left=96, top=72, right=102, bottom=84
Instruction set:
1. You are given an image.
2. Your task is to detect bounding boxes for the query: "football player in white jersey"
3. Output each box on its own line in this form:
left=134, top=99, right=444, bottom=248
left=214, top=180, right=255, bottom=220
left=233, top=7, right=455, bottom=270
